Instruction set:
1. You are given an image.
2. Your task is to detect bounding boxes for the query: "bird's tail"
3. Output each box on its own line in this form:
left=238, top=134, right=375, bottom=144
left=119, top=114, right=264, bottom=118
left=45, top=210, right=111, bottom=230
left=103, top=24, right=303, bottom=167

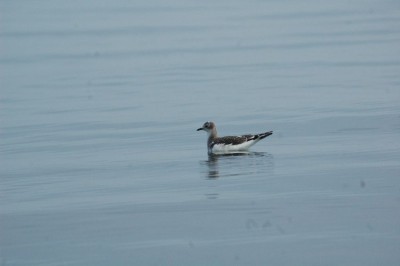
left=257, top=131, right=273, bottom=140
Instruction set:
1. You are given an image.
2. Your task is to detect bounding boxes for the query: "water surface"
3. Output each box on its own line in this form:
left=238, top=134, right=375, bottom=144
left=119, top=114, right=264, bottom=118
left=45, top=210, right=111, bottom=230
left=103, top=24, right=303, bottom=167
left=1, top=0, right=400, bottom=265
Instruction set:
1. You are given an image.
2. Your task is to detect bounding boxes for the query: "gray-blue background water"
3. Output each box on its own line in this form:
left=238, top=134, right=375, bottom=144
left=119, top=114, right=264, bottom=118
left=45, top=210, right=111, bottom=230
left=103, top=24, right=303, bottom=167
left=1, top=0, right=400, bottom=265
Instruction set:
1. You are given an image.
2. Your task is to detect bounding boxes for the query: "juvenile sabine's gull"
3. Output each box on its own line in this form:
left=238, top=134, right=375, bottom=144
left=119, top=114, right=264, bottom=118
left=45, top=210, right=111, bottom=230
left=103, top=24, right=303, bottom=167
left=197, top=121, right=273, bottom=154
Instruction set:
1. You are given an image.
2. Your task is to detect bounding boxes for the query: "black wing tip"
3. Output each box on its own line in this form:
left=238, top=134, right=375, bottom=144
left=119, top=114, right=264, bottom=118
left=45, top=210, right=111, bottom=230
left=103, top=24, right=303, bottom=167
left=258, top=131, right=273, bottom=140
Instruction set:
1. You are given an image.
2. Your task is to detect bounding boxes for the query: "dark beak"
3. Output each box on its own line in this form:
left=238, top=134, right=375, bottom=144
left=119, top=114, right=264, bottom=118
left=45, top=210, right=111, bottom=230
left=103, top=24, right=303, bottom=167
left=197, top=127, right=203, bottom=131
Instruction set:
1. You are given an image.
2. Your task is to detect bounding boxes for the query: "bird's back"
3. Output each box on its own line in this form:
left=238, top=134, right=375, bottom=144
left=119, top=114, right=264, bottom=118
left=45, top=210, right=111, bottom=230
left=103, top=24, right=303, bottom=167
left=209, top=131, right=272, bottom=153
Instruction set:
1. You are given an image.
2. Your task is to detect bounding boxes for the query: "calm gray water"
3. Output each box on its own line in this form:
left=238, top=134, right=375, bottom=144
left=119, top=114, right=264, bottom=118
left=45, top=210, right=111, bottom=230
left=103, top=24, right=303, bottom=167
left=1, top=0, right=400, bottom=265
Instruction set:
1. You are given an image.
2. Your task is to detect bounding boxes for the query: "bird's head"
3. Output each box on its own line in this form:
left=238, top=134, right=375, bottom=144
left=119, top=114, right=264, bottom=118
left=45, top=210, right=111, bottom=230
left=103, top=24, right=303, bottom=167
left=197, top=121, right=215, bottom=134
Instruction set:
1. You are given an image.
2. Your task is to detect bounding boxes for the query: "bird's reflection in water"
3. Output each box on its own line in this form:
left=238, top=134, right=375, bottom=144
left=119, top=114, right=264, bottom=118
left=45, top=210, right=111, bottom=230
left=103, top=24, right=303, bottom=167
left=202, top=152, right=273, bottom=179
left=205, top=154, right=220, bottom=179
left=201, top=152, right=274, bottom=200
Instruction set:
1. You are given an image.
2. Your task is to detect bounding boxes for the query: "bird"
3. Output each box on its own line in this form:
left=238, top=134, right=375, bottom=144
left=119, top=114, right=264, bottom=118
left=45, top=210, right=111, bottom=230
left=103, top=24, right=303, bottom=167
left=197, top=121, right=273, bottom=154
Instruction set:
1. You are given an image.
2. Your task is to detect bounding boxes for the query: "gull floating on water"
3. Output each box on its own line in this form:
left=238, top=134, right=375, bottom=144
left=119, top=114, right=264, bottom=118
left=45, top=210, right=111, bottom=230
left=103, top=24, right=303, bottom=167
left=197, top=121, right=273, bottom=154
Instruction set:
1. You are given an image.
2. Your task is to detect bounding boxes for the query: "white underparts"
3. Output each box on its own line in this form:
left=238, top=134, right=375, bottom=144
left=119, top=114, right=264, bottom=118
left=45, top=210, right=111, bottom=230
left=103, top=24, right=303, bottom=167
left=209, top=139, right=259, bottom=154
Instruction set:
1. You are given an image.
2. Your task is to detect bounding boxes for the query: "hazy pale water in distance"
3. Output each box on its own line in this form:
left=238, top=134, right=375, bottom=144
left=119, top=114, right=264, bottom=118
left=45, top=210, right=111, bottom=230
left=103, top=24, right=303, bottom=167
left=1, top=0, right=400, bottom=265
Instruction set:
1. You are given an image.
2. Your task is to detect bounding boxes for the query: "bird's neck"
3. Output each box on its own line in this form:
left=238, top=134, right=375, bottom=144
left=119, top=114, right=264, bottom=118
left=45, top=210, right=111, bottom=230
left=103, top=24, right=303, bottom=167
left=207, top=129, right=217, bottom=144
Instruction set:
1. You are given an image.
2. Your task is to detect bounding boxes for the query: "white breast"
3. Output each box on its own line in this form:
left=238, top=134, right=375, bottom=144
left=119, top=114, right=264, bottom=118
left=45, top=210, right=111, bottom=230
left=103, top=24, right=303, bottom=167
left=210, top=140, right=258, bottom=154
